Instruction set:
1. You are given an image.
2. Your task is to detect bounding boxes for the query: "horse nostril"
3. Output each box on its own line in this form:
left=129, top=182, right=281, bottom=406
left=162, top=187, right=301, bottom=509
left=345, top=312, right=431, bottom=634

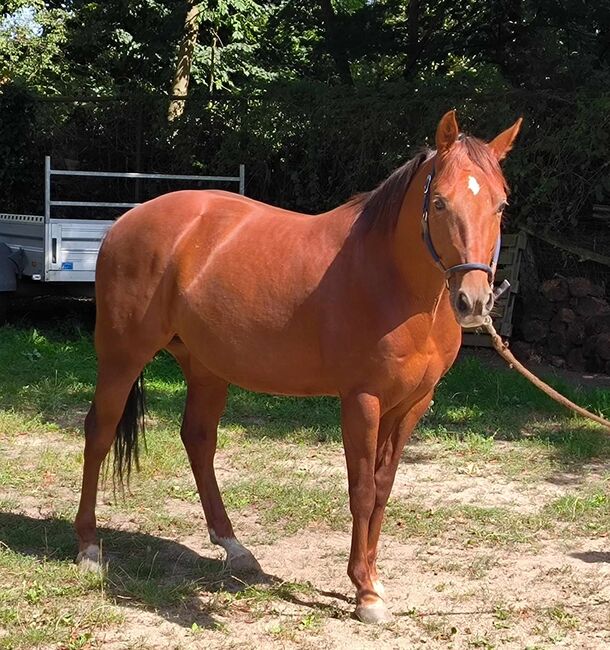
left=485, top=293, right=494, bottom=313
left=456, top=291, right=472, bottom=315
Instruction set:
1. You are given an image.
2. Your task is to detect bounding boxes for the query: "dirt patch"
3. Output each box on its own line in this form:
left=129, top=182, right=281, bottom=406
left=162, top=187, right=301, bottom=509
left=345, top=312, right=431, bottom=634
left=2, top=427, right=610, bottom=648
left=90, top=526, right=610, bottom=650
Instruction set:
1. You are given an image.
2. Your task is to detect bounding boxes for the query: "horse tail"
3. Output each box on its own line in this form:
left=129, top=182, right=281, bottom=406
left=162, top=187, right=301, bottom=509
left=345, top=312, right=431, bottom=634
left=113, top=372, right=146, bottom=486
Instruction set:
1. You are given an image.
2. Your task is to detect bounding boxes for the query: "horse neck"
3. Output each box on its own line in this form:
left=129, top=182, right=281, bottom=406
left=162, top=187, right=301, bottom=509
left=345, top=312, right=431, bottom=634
left=394, top=160, right=447, bottom=301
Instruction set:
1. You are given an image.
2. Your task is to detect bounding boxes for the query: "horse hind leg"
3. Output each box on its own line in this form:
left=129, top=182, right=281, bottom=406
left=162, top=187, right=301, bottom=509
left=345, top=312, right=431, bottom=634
left=74, top=355, right=148, bottom=570
left=169, top=341, right=260, bottom=574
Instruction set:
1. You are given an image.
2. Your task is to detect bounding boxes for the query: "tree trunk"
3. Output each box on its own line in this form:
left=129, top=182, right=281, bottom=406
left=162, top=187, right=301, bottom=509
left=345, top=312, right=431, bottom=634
left=319, top=0, right=353, bottom=85
left=168, top=0, right=202, bottom=122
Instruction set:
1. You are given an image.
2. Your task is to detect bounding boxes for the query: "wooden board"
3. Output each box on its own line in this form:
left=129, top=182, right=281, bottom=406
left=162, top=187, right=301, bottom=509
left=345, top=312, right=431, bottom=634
left=592, top=204, right=610, bottom=221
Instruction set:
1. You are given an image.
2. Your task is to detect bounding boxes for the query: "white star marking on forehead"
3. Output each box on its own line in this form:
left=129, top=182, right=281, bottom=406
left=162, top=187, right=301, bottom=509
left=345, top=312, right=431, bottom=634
left=468, top=176, right=480, bottom=196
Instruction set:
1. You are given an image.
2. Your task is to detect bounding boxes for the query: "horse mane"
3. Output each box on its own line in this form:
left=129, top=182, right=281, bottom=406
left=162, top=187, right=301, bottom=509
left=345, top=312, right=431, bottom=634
left=353, top=149, right=431, bottom=234
left=353, top=135, right=506, bottom=234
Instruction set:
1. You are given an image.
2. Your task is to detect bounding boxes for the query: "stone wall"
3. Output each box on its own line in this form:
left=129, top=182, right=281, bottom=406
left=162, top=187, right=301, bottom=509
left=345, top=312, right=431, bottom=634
left=516, top=277, right=610, bottom=372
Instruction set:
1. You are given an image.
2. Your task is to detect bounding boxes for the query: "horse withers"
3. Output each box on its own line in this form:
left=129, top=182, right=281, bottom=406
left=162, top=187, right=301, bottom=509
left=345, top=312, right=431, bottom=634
left=74, top=110, right=522, bottom=623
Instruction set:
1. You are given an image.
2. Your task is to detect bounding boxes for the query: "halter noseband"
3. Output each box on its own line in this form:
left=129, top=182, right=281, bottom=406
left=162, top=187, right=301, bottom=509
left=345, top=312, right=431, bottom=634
left=421, top=165, right=502, bottom=286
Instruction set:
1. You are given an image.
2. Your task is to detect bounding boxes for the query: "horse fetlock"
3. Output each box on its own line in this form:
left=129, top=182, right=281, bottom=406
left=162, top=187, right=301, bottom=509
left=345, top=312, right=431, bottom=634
left=209, top=529, right=261, bottom=574
left=372, top=579, right=386, bottom=599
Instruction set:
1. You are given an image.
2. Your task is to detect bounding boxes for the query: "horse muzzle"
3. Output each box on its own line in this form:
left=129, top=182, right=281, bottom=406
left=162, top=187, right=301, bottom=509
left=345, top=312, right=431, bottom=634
left=450, top=272, right=494, bottom=327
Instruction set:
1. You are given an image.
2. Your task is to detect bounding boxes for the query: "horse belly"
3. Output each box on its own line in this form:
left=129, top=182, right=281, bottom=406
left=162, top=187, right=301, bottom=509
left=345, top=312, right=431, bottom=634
left=179, top=322, right=336, bottom=395
left=175, top=277, right=337, bottom=396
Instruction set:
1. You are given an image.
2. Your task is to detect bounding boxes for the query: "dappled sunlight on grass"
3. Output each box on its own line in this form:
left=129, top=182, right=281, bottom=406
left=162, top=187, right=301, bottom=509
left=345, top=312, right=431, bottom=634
left=0, top=409, right=59, bottom=437
left=224, top=478, right=348, bottom=534
left=1, top=323, right=609, bottom=465
left=443, top=404, right=485, bottom=424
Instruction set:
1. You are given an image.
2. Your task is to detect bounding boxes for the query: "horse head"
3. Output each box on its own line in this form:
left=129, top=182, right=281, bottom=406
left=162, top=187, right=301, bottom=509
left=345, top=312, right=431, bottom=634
left=426, top=110, right=522, bottom=327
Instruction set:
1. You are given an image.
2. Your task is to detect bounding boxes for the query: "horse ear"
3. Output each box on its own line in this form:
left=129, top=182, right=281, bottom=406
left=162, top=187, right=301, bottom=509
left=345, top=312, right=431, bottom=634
left=435, top=110, right=459, bottom=155
left=488, top=117, right=523, bottom=161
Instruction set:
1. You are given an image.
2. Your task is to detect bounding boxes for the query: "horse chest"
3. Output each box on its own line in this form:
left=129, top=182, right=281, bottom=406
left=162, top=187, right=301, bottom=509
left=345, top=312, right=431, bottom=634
left=372, top=314, right=461, bottom=404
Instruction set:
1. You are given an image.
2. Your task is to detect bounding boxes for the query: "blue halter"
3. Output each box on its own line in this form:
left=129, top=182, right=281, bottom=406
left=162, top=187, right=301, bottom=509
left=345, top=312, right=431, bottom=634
left=421, top=165, right=503, bottom=288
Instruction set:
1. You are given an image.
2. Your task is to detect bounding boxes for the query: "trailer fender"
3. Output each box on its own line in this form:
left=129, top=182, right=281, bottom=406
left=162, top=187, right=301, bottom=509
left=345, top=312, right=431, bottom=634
left=0, top=242, right=25, bottom=291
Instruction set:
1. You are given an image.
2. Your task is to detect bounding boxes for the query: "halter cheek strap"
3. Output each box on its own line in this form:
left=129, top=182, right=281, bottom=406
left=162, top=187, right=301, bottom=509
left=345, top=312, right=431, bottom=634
left=421, top=165, right=503, bottom=286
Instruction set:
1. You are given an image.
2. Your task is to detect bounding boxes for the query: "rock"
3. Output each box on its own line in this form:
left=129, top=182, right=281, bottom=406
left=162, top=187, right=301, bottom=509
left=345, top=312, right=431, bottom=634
left=566, top=347, right=586, bottom=370
left=596, top=333, right=610, bottom=361
left=547, top=331, right=569, bottom=356
left=522, top=319, right=548, bottom=343
left=510, top=340, right=531, bottom=361
left=598, top=314, right=610, bottom=333
left=542, top=278, right=569, bottom=302
left=577, top=296, right=610, bottom=318
left=583, top=335, right=598, bottom=358
left=585, top=313, right=610, bottom=335
left=550, top=316, right=567, bottom=333
left=557, top=307, right=576, bottom=324
left=567, top=277, right=592, bottom=297
left=591, top=283, right=605, bottom=298
left=567, top=321, right=586, bottom=345
left=527, top=296, right=553, bottom=321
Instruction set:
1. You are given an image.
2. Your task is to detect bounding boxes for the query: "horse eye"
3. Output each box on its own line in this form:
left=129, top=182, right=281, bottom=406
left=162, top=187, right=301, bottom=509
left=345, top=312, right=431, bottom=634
left=433, top=198, right=445, bottom=210
left=497, top=201, right=508, bottom=214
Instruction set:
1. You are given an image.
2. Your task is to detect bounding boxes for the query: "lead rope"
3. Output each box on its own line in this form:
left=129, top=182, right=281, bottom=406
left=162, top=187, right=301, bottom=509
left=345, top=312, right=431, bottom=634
left=482, top=316, right=610, bottom=430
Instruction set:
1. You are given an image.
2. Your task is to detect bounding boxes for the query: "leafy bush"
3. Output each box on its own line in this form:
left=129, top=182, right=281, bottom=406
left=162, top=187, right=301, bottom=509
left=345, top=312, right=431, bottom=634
left=0, top=74, right=608, bottom=234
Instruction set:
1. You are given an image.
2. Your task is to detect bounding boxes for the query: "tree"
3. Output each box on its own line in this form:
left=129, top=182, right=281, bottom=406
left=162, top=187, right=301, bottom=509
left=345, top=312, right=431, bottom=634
left=319, top=0, right=353, bottom=84
left=168, top=1, right=203, bottom=121
left=0, top=1, right=70, bottom=92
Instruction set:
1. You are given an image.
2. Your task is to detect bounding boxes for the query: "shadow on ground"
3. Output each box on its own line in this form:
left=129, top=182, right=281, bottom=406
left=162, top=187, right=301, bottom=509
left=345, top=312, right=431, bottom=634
left=569, top=551, right=610, bottom=564
left=0, top=511, right=350, bottom=630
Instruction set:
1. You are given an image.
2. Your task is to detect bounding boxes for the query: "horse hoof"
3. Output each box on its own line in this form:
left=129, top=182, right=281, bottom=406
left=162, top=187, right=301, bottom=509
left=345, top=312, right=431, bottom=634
left=76, top=544, right=103, bottom=573
left=355, top=602, right=393, bottom=624
left=228, top=549, right=262, bottom=574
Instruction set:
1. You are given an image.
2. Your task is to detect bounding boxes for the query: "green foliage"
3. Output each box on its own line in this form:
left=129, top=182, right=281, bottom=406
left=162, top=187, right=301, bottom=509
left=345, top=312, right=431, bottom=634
left=0, top=0, right=607, bottom=232
left=0, top=1, right=70, bottom=92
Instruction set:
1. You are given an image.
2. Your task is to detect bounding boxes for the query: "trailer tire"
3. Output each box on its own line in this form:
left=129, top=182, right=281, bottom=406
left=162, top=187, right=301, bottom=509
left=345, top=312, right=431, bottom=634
left=0, top=292, right=11, bottom=326
left=0, top=242, right=23, bottom=292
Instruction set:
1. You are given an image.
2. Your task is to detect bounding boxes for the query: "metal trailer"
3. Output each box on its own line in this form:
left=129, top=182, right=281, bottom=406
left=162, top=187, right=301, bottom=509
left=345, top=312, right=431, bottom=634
left=0, top=157, right=245, bottom=315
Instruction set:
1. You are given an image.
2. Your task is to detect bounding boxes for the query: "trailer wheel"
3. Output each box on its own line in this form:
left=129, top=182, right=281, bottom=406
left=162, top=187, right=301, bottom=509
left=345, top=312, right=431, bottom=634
left=0, top=292, right=11, bottom=325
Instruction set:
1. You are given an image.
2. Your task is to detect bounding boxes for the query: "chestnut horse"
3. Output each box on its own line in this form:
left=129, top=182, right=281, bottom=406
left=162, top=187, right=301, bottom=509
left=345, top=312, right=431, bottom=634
left=75, top=111, right=522, bottom=623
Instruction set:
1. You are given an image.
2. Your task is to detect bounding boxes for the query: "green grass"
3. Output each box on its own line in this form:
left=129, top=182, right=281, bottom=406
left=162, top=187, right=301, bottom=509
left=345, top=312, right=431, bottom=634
left=1, top=317, right=610, bottom=646
left=420, top=355, right=610, bottom=456
left=384, top=499, right=552, bottom=547
left=224, top=478, right=348, bottom=535
left=0, top=547, right=120, bottom=650
left=545, top=489, right=610, bottom=535
left=1, top=324, right=609, bottom=453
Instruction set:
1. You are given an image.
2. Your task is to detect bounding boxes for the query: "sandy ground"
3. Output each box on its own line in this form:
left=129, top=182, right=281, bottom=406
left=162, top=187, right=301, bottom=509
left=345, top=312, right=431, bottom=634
left=77, top=444, right=610, bottom=650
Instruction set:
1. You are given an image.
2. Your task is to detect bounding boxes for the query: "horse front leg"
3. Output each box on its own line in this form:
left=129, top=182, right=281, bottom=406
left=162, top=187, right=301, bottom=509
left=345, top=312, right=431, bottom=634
left=366, top=391, right=435, bottom=602
left=341, top=392, right=390, bottom=623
